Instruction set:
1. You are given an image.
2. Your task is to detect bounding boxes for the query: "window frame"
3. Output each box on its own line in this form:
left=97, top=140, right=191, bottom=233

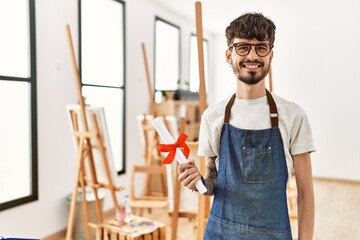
left=0, top=0, right=38, bottom=211
left=78, top=0, right=126, bottom=175
left=154, top=16, right=181, bottom=96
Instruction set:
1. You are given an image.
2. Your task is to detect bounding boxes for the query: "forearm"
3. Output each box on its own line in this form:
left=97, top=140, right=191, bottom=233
left=293, top=153, right=315, bottom=240
left=203, top=156, right=217, bottom=196
left=297, top=192, right=315, bottom=240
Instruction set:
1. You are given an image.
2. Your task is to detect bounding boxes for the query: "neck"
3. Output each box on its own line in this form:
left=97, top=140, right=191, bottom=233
left=236, top=80, right=267, bottom=100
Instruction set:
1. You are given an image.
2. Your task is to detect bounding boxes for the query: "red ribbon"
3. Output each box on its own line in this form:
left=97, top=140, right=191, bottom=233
left=157, top=133, right=190, bottom=164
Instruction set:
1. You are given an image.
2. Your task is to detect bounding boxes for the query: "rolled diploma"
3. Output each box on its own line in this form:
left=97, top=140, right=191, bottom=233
left=151, top=117, right=207, bottom=194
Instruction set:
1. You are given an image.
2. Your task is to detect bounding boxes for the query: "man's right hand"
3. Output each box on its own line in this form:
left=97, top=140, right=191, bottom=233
left=177, top=159, right=202, bottom=191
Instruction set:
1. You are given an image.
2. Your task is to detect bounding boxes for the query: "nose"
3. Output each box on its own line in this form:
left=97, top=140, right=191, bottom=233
left=246, top=46, right=258, bottom=60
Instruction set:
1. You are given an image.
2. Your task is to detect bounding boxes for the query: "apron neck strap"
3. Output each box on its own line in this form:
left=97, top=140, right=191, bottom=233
left=224, top=94, right=236, bottom=124
left=224, top=89, right=279, bottom=128
left=266, top=89, right=279, bottom=128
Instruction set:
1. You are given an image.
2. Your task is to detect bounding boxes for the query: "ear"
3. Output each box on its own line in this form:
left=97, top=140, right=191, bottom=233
left=225, top=48, right=232, bottom=64
left=269, top=50, right=274, bottom=63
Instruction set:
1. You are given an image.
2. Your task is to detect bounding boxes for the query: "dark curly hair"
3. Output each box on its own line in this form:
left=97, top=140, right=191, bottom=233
left=225, top=12, right=276, bottom=46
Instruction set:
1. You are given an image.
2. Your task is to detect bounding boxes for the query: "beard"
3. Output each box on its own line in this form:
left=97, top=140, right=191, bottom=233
left=233, top=59, right=270, bottom=85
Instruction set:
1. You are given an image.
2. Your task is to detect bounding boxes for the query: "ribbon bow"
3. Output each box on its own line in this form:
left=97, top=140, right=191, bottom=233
left=157, top=133, right=190, bottom=164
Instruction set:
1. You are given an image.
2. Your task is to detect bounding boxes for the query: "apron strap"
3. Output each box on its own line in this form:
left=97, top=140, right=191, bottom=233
left=224, top=94, right=236, bottom=123
left=223, top=89, right=279, bottom=127
left=266, top=89, right=279, bottom=128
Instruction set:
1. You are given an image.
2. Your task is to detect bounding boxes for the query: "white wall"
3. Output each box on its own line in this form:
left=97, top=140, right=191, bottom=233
left=211, top=0, right=360, bottom=181
left=0, top=0, right=80, bottom=237
left=0, top=0, right=212, bottom=237
left=1, top=0, right=359, bottom=238
left=274, top=1, right=360, bottom=181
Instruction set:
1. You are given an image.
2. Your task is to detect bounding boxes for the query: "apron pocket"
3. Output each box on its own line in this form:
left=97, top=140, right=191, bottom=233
left=241, top=146, right=273, bottom=183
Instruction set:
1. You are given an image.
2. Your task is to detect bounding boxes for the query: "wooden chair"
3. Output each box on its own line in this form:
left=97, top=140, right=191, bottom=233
left=129, top=165, right=168, bottom=215
left=131, top=114, right=179, bottom=216
left=136, top=114, right=168, bottom=200
left=137, top=114, right=162, bottom=167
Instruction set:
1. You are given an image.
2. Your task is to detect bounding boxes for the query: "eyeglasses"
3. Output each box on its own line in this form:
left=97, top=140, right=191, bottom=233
left=229, top=42, right=273, bottom=57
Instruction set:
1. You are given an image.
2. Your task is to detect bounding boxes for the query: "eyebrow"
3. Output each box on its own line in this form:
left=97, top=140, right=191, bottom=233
left=234, top=42, right=269, bottom=45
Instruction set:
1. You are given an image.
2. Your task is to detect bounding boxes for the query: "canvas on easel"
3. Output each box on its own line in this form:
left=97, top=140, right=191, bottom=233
left=66, top=104, right=117, bottom=185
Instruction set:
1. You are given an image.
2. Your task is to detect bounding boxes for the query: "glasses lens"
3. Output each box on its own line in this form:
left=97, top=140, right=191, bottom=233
left=232, top=43, right=272, bottom=57
left=255, top=44, right=271, bottom=57
left=234, top=44, right=251, bottom=56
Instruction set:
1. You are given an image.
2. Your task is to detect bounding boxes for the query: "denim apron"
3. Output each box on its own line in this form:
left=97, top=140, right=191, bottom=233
left=204, top=90, right=292, bottom=240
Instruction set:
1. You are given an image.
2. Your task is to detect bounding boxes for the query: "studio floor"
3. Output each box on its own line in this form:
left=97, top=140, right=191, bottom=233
left=53, top=178, right=360, bottom=240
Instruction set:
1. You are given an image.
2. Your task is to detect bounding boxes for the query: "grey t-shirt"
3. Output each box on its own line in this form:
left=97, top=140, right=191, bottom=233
left=198, top=93, right=316, bottom=179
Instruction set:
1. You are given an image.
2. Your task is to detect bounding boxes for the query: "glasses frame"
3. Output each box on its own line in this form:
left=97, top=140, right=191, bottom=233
left=229, top=42, right=274, bottom=57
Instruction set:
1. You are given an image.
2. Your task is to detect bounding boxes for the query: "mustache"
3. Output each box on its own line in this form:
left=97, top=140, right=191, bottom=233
left=241, top=59, right=264, bottom=65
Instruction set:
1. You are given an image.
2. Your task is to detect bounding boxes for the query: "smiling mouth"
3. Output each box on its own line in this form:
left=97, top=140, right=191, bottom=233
left=243, top=64, right=262, bottom=69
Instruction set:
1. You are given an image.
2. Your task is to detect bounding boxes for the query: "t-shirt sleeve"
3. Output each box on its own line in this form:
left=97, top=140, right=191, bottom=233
left=289, top=109, right=316, bottom=155
left=198, top=109, right=218, bottom=157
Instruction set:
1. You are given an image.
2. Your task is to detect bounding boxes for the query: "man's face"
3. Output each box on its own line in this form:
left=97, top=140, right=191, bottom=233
left=226, top=38, right=273, bottom=85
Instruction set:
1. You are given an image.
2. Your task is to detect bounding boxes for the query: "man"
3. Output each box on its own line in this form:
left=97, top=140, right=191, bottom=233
left=178, top=12, right=315, bottom=240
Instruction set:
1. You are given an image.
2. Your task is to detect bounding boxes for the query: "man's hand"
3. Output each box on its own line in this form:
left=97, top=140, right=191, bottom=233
left=178, top=159, right=202, bottom=191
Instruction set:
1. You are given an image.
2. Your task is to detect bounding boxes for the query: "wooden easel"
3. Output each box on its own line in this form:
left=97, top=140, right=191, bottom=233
left=194, top=2, right=210, bottom=239
left=65, top=25, right=123, bottom=240
left=166, top=3, right=211, bottom=239
left=195, top=2, right=207, bottom=116
left=268, top=66, right=273, bottom=92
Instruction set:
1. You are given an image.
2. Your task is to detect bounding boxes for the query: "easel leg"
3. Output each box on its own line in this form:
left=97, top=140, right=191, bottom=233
left=196, top=156, right=209, bottom=240
left=196, top=195, right=208, bottom=240
left=80, top=168, right=92, bottom=240
left=66, top=139, right=85, bottom=240
left=171, top=162, right=181, bottom=240
left=83, top=139, right=105, bottom=225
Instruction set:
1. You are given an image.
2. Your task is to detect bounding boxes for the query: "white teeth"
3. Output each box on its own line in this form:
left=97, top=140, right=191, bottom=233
left=245, top=65, right=259, bottom=69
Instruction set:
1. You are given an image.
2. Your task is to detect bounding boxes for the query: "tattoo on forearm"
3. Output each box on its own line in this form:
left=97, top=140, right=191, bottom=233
left=203, top=157, right=217, bottom=196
